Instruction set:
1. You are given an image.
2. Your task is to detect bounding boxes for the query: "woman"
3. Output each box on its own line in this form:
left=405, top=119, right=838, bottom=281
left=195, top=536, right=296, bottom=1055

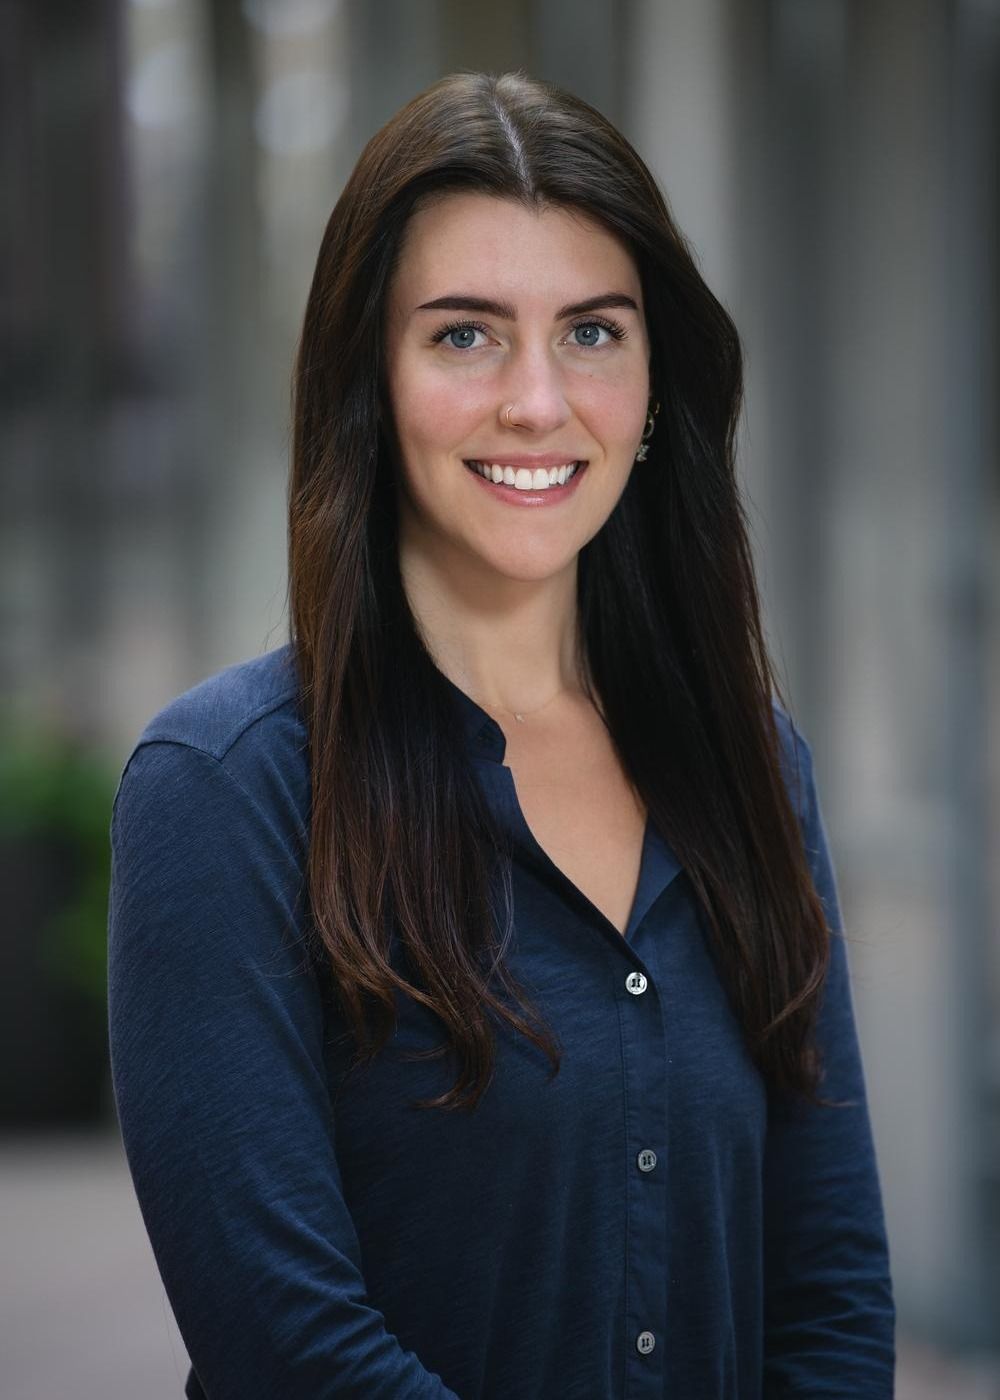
left=107, top=69, right=895, bottom=1399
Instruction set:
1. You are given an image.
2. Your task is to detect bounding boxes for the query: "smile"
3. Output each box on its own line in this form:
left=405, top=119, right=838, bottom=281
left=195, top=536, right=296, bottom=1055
left=463, top=460, right=584, bottom=492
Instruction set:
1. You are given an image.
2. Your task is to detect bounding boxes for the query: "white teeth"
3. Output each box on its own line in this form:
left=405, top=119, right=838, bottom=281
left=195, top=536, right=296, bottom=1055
left=467, top=461, right=581, bottom=491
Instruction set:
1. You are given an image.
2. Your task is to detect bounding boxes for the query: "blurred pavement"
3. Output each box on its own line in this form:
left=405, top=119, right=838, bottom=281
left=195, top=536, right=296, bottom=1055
left=2, top=1131, right=998, bottom=1399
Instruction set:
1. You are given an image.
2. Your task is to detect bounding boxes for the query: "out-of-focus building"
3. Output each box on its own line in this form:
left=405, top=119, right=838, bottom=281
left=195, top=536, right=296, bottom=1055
left=1, top=0, right=997, bottom=1369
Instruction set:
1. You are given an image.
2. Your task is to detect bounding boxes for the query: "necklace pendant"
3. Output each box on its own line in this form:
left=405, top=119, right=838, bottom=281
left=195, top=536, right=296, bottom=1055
left=514, top=712, right=525, bottom=723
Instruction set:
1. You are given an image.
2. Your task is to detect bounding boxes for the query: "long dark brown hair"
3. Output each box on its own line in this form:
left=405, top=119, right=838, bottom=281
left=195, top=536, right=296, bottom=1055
left=289, top=69, right=830, bottom=1112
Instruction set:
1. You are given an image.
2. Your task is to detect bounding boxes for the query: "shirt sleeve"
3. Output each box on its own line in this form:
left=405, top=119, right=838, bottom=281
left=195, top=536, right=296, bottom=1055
left=107, top=739, right=462, bottom=1400
left=762, top=721, right=896, bottom=1395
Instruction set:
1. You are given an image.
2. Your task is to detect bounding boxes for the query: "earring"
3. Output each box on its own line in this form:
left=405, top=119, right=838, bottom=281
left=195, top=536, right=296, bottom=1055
left=634, top=401, right=658, bottom=463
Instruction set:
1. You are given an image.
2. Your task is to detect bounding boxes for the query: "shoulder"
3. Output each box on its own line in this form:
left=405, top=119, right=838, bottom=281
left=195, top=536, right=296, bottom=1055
left=768, top=697, right=840, bottom=920
left=769, top=695, right=816, bottom=828
left=137, top=642, right=302, bottom=759
left=114, top=643, right=309, bottom=831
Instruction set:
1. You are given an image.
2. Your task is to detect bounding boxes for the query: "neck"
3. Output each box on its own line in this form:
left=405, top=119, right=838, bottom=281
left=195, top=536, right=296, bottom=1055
left=398, top=539, right=586, bottom=713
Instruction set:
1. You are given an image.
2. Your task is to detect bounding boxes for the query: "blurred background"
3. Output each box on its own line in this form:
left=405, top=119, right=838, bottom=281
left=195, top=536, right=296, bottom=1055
left=1, top=0, right=997, bottom=1395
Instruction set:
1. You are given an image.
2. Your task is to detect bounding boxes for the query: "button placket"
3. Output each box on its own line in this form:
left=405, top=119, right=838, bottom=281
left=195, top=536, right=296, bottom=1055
left=620, top=956, right=667, bottom=1393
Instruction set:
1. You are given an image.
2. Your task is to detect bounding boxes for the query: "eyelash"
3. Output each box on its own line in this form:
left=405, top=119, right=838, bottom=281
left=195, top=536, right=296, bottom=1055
left=429, top=315, right=629, bottom=349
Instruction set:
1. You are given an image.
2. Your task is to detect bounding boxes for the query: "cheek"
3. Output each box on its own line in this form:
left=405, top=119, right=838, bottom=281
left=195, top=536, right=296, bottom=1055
left=579, top=374, right=648, bottom=440
left=392, top=364, right=485, bottom=454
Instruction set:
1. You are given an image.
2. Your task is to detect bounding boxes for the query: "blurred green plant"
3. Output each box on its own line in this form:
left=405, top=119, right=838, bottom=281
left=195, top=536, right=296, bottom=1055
left=0, top=723, right=117, bottom=1007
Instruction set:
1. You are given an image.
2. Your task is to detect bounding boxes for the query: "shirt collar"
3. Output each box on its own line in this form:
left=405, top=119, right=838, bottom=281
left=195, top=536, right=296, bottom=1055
left=436, top=667, right=508, bottom=763
left=434, top=663, right=684, bottom=935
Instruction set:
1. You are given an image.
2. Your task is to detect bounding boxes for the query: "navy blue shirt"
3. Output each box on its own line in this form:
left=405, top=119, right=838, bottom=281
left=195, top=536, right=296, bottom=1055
left=107, top=643, right=894, bottom=1399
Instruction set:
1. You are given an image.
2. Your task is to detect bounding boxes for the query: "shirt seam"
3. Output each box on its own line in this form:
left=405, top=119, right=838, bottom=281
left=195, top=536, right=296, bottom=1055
left=144, top=683, right=302, bottom=765
left=220, top=684, right=301, bottom=759
left=112, top=733, right=287, bottom=827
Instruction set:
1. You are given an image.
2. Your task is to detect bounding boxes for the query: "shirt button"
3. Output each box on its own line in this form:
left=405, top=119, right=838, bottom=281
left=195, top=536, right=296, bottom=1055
left=637, top=1148, right=657, bottom=1172
left=625, top=970, right=648, bottom=995
left=636, top=1330, right=656, bottom=1355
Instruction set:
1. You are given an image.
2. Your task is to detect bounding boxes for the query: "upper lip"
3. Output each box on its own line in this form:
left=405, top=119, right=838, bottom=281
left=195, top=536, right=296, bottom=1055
left=463, top=453, right=588, bottom=468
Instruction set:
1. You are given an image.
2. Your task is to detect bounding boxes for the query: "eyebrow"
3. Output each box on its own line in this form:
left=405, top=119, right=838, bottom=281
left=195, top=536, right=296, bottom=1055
left=414, top=291, right=640, bottom=320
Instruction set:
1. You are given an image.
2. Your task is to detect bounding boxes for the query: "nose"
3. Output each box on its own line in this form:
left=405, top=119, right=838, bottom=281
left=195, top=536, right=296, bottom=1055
left=499, top=343, right=572, bottom=435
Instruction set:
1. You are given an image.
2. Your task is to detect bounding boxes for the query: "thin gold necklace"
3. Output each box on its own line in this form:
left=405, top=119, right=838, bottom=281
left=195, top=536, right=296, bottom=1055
left=477, top=687, right=569, bottom=725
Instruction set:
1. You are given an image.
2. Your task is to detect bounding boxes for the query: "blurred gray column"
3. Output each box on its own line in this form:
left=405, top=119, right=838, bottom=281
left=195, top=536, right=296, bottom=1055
left=817, top=0, right=997, bottom=1347
left=0, top=0, right=132, bottom=735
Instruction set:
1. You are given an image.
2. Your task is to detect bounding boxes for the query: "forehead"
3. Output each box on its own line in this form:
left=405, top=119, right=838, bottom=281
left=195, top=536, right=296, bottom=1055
left=389, top=191, right=641, bottom=303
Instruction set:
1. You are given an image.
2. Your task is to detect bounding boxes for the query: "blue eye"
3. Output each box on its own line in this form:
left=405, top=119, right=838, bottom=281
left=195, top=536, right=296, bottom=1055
left=431, top=320, right=489, bottom=350
left=573, top=323, right=604, bottom=347
left=570, top=318, right=627, bottom=347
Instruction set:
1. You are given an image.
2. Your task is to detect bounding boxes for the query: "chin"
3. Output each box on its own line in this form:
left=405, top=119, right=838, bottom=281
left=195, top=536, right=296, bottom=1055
left=470, top=541, right=581, bottom=585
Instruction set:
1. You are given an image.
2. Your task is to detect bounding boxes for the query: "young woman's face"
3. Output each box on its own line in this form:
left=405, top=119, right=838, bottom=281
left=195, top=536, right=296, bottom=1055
left=383, top=192, right=652, bottom=585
